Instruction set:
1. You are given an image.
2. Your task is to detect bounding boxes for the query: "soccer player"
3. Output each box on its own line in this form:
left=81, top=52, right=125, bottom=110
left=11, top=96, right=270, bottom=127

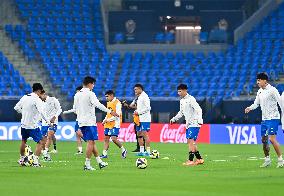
left=245, top=72, right=284, bottom=168
left=131, top=84, right=151, bottom=156
left=100, top=90, right=127, bottom=158
left=170, top=84, right=204, bottom=166
left=14, top=83, right=51, bottom=167
left=63, top=86, right=84, bottom=154
left=122, top=97, right=142, bottom=152
left=40, top=91, right=62, bottom=161
left=73, top=76, right=118, bottom=170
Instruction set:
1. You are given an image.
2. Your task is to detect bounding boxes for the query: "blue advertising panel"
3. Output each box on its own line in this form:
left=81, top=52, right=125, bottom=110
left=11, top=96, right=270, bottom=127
left=0, top=122, right=77, bottom=141
left=210, top=124, right=284, bottom=144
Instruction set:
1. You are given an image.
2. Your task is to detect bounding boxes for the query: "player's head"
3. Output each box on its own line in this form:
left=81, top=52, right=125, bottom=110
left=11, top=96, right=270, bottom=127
left=76, top=85, right=83, bottom=93
left=134, top=84, right=144, bottom=96
left=39, top=90, right=47, bottom=101
left=32, top=83, right=44, bottom=96
left=83, top=76, right=96, bottom=90
left=105, top=90, right=115, bottom=102
left=177, top=84, right=188, bottom=98
left=256, top=72, right=268, bottom=89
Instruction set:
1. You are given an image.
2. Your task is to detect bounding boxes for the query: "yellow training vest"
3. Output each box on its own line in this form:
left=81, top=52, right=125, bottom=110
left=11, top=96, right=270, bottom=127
left=104, top=99, right=122, bottom=129
left=133, top=114, right=140, bottom=126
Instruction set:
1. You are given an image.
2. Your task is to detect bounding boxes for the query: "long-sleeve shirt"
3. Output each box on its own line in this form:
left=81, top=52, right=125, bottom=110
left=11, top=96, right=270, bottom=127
left=171, top=94, right=203, bottom=128
left=248, top=84, right=283, bottom=121
left=42, top=96, right=62, bottom=126
left=73, top=87, right=111, bottom=127
left=14, top=93, right=49, bottom=129
left=135, top=91, right=151, bottom=122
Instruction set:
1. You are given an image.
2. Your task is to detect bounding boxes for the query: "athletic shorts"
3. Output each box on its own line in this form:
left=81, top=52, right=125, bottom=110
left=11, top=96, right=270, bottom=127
left=21, top=127, right=43, bottom=143
left=261, top=119, right=280, bottom=137
left=41, top=125, right=57, bottom=136
left=186, top=127, right=200, bottom=141
left=104, top=128, right=120, bottom=137
left=136, top=122, right=150, bottom=132
left=80, top=126, right=98, bottom=141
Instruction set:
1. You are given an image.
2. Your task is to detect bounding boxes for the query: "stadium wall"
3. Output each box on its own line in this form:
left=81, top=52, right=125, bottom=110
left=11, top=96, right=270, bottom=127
left=1, top=122, right=284, bottom=144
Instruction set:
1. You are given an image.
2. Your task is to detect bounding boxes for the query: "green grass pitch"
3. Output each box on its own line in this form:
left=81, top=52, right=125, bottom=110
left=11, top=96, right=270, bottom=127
left=0, top=141, right=284, bottom=196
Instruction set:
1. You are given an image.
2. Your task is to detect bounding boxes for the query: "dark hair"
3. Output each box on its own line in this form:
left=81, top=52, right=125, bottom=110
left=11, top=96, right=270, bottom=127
left=76, top=86, right=83, bottom=91
left=105, top=90, right=115, bottom=96
left=134, top=83, right=144, bottom=91
left=32, top=83, right=44, bottom=92
left=256, top=72, right=268, bottom=81
left=83, top=76, right=96, bottom=86
left=177, top=84, right=188, bottom=90
left=40, top=90, right=45, bottom=94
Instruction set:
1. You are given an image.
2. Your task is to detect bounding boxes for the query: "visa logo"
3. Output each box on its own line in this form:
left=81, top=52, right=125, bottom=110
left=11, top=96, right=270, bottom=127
left=226, top=126, right=257, bottom=144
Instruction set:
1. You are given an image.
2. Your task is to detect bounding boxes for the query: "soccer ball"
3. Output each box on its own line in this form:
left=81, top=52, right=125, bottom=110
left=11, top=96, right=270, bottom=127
left=136, top=158, right=148, bottom=169
left=24, top=145, right=33, bottom=156
left=23, top=155, right=35, bottom=166
left=150, top=150, right=160, bottom=159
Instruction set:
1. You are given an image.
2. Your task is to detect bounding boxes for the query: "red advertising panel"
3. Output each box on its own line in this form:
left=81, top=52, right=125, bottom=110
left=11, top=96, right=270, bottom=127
left=97, top=123, right=210, bottom=143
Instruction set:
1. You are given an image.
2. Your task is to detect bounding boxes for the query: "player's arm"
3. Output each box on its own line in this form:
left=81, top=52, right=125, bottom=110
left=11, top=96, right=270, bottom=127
left=123, top=100, right=137, bottom=109
left=91, top=93, right=119, bottom=117
left=189, top=97, right=203, bottom=125
left=170, top=103, right=183, bottom=124
left=14, top=96, right=25, bottom=113
left=63, top=108, right=76, bottom=114
left=272, top=88, right=284, bottom=112
left=245, top=91, right=260, bottom=113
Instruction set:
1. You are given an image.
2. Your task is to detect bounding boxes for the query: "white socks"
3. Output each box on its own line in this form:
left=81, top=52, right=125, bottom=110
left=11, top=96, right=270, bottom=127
left=265, top=156, right=270, bottom=162
left=278, top=155, right=283, bottom=162
left=95, top=157, right=103, bottom=164
left=140, top=146, right=144, bottom=153
left=102, top=150, right=108, bottom=156
left=146, top=147, right=151, bottom=153
left=78, top=147, right=83, bottom=152
left=121, top=146, right=125, bottom=152
left=85, top=158, right=91, bottom=167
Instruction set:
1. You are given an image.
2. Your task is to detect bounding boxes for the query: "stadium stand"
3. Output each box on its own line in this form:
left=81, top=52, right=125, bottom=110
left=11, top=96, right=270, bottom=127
left=3, top=0, right=284, bottom=105
left=0, top=51, right=31, bottom=96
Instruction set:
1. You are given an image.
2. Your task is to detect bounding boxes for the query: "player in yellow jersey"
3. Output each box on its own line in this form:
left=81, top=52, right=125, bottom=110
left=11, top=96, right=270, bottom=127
left=100, top=90, right=127, bottom=158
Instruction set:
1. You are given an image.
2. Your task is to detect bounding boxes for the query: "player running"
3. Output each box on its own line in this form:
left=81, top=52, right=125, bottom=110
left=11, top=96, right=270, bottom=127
left=170, top=84, right=204, bottom=166
left=245, top=72, right=284, bottom=168
left=100, top=90, right=127, bottom=159
left=73, top=76, right=118, bottom=170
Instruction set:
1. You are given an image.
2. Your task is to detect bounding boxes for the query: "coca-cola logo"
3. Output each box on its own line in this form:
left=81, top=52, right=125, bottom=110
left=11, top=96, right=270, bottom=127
left=118, top=124, right=137, bottom=142
left=160, top=124, right=187, bottom=143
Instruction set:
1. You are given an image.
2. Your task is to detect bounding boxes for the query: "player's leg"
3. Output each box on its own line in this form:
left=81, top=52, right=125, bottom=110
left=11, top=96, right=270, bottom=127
left=260, top=121, right=271, bottom=167
left=18, top=128, right=29, bottom=165
left=84, top=139, right=95, bottom=170
left=43, top=129, right=54, bottom=161
left=269, top=135, right=284, bottom=168
left=76, top=129, right=83, bottom=154
left=51, top=134, right=57, bottom=153
left=92, top=141, right=108, bottom=169
left=137, top=131, right=145, bottom=156
left=18, top=139, right=27, bottom=165
left=111, top=133, right=127, bottom=158
left=100, top=135, right=110, bottom=158
left=183, top=127, right=203, bottom=166
left=132, top=125, right=140, bottom=152
left=31, top=128, right=44, bottom=167
left=144, top=131, right=151, bottom=154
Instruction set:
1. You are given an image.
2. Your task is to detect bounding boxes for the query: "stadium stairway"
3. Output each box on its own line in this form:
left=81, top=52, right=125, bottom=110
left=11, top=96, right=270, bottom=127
left=0, top=28, right=69, bottom=108
left=0, top=1, right=69, bottom=108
